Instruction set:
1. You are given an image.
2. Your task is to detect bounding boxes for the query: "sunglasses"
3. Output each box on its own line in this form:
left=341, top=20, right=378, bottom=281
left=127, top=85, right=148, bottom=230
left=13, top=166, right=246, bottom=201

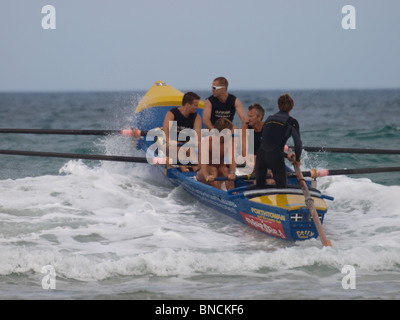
left=212, top=86, right=225, bottom=90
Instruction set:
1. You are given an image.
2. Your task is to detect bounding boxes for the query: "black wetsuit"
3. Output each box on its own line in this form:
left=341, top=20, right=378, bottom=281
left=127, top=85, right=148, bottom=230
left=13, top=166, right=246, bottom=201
left=255, top=111, right=302, bottom=188
left=247, top=124, right=263, bottom=154
left=207, top=94, right=237, bottom=125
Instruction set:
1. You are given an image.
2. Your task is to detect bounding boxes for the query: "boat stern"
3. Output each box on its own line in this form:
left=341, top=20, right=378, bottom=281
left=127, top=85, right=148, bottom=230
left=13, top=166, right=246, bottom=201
left=242, top=192, right=328, bottom=241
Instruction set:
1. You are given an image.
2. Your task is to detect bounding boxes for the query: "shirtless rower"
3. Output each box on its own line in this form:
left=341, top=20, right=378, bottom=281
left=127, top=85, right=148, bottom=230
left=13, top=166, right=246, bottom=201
left=196, top=118, right=236, bottom=190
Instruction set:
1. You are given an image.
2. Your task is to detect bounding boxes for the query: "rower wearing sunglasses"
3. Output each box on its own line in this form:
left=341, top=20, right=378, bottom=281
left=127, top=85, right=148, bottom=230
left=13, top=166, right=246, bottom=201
left=203, top=77, right=248, bottom=130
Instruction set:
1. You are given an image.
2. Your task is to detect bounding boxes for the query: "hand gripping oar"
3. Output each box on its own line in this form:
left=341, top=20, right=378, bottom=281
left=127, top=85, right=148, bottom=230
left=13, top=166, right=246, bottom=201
left=292, top=161, right=332, bottom=247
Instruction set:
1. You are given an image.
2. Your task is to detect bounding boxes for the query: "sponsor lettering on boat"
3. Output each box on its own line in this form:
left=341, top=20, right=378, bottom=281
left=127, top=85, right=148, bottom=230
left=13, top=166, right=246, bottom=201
left=240, top=212, right=287, bottom=239
left=296, top=230, right=315, bottom=239
left=250, top=207, right=286, bottom=223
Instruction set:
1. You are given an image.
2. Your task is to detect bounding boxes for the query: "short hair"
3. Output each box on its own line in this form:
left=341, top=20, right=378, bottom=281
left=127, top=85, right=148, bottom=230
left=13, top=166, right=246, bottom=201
left=278, top=93, right=294, bottom=112
left=248, top=103, right=265, bottom=120
left=182, top=91, right=200, bottom=106
left=213, top=77, right=229, bottom=89
left=214, top=118, right=233, bottom=131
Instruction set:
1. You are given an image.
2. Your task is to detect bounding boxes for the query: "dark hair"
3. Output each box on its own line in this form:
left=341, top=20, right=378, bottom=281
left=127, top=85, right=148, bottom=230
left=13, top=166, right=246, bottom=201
left=278, top=93, right=294, bottom=112
left=182, top=91, right=200, bottom=106
left=248, top=103, right=265, bottom=120
left=214, top=118, right=233, bottom=131
left=213, top=77, right=229, bottom=89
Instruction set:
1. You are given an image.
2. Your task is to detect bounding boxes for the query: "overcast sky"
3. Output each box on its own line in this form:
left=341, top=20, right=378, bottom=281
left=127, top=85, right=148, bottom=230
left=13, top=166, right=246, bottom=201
left=1, top=0, right=399, bottom=91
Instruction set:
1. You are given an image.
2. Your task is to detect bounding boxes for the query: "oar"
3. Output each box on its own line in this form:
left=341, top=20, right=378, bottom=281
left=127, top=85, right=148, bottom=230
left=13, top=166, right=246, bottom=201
left=0, top=149, right=168, bottom=164
left=206, top=166, right=400, bottom=182
left=3, top=130, right=399, bottom=155
left=292, top=161, right=332, bottom=247
left=0, top=128, right=151, bottom=137
left=213, top=174, right=254, bottom=181
left=0, top=128, right=237, bottom=139
left=289, top=145, right=400, bottom=155
left=290, top=166, right=400, bottom=179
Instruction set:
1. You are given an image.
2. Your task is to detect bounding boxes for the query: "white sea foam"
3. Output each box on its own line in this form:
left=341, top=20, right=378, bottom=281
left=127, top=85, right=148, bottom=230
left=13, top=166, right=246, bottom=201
left=0, top=143, right=399, bottom=304
left=1, top=156, right=400, bottom=286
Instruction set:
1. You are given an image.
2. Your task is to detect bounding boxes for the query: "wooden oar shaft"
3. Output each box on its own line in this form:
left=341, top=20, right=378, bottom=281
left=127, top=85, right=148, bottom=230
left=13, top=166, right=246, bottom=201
left=293, top=162, right=332, bottom=247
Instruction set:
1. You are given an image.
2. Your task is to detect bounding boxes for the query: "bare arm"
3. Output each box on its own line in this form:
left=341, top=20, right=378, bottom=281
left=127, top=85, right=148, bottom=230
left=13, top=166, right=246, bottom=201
left=162, top=111, right=175, bottom=144
left=203, top=99, right=214, bottom=130
left=235, top=98, right=248, bottom=127
left=162, top=111, right=175, bottom=156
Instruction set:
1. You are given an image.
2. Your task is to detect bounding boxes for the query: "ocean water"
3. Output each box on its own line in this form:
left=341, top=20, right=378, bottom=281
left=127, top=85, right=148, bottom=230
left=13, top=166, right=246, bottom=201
left=0, top=89, right=399, bottom=300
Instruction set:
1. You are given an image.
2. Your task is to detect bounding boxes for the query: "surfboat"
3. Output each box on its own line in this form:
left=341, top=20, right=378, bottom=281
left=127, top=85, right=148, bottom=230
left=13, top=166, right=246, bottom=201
left=131, top=81, right=333, bottom=242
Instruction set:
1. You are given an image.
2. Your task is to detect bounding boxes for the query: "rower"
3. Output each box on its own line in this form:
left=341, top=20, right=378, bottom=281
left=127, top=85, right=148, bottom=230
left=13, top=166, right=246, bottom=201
left=196, top=118, right=236, bottom=190
left=162, top=92, right=202, bottom=172
left=255, top=93, right=302, bottom=189
left=240, top=103, right=265, bottom=172
left=202, top=77, right=248, bottom=130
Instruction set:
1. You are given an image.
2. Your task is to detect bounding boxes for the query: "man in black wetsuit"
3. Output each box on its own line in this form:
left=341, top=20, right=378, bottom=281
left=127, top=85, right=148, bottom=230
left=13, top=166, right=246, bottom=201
left=255, top=93, right=302, bottom=189
left=203, top=77, right=247, bottom=129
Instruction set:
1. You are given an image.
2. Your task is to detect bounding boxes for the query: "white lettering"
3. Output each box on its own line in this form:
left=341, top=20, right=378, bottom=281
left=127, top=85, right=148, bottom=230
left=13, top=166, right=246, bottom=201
left=177, top=128, right=198, bottom=165
left=199, top=305, right=244, bottom=315
left=341, top=265, right=356, bottom=289
left=41, top=5, right=56, bottom=30
left=145, top=123, right=255, bottom=172
left=155, top=304, right=189, bottom=318
left=41, top=265, right=56, bottom=289
left=236, top=128, right=254, bottom=175
left=341, top=5, right=356, bottom=30
left=146, top=128, right=168, bottom=163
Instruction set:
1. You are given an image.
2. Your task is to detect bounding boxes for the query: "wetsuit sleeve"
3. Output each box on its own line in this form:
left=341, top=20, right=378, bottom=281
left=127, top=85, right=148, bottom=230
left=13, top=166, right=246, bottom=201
left=290, top=119, right=302, bottom=161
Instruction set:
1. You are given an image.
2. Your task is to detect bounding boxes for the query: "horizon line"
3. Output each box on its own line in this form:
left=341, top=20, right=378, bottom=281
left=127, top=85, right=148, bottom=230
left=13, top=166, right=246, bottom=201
left=1, top=86, right=400, bottom=94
